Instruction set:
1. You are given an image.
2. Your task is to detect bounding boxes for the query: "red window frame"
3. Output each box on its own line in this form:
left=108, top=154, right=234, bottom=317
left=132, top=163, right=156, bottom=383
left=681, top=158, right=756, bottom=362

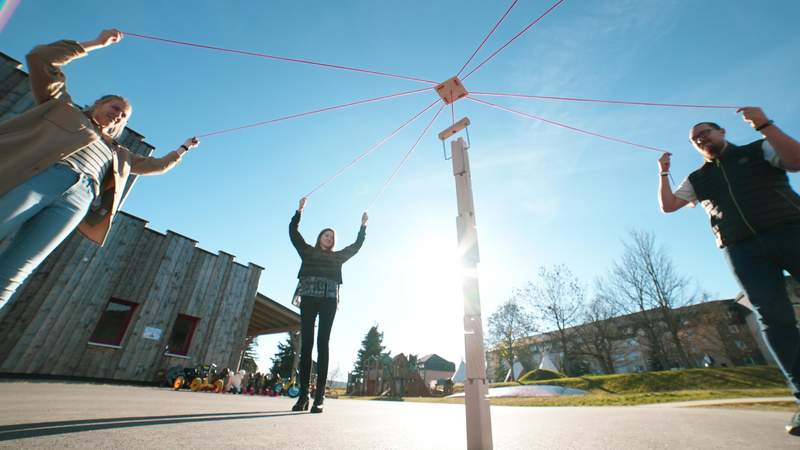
left=167, top=314, right=200, bottom=356
left=88, top=298, right=138, bottom=346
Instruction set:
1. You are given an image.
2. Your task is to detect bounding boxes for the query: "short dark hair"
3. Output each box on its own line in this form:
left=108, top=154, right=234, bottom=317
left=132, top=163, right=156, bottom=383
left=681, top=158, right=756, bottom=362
left=692, top=121, right=721, bottom=130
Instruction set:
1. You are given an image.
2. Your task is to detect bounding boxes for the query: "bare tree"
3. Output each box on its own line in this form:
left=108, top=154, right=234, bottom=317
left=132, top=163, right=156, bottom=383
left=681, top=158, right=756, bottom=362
left=604, top=230, right=697, bottom=369
left=486, top=297, right=536, bottom=382
left=517, top=265, right=584, bottom=375
left=328, top=364, right=342, bottom=388
left=573, top=293, right=621, bottom=374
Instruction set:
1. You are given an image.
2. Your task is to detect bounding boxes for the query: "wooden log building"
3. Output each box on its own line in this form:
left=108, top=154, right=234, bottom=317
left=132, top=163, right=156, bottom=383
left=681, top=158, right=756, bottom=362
left=0, top=52, right=299, bottom=383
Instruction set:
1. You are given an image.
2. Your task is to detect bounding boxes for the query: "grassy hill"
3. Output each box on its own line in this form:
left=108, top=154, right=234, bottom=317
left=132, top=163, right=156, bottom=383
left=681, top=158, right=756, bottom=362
left=516, top=366, right=786, bottom=394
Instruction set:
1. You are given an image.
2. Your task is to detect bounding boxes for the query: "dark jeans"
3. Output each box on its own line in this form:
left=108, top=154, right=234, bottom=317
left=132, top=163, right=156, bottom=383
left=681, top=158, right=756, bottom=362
left=724, top=224, right=800, bottom=401
left=298, top=296, right=337, bottom=402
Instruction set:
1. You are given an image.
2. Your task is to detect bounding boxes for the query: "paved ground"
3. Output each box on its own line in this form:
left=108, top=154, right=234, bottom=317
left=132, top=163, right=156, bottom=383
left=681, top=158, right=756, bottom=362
left=0, top=381, right=797, bottom=449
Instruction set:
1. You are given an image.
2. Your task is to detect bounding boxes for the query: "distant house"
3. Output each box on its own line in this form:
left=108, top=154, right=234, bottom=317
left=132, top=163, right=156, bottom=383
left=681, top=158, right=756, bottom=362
left=419, top=354, right=455, bottom=387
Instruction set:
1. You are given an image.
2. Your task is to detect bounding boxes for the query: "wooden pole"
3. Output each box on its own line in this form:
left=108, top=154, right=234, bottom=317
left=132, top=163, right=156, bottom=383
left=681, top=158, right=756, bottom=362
left=449, top=135, right=493, bottom=449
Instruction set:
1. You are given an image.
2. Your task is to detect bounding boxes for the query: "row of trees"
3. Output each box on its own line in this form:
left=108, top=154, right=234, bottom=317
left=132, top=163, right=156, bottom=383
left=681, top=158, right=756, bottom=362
left=488, top=230, right=709, bottom=380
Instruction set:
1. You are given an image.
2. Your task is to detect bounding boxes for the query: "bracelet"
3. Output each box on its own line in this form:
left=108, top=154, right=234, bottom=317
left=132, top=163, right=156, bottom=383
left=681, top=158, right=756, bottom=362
left=179, top=144, right=189, bottom=152
left=660, top=171, right=669, bottom=176
left=755, top=120, right=774, bottom=132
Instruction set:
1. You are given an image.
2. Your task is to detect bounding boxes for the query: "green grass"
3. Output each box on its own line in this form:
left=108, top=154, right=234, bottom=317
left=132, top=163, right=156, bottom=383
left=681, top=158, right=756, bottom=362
left=516, top=366, right=787, bottom=394
left=343, top=366, right=792, bottom=407
left=342, top=388, right=791, bottom=407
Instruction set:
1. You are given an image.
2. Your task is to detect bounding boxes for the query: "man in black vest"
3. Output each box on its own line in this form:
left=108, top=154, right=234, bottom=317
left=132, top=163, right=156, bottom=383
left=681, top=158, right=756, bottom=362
left=658, top=106, right=800, bottom=436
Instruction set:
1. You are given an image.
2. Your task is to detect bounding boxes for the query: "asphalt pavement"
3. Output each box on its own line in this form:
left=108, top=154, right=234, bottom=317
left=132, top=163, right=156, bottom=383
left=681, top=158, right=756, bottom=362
left=0, top=380, right=797, bottom=449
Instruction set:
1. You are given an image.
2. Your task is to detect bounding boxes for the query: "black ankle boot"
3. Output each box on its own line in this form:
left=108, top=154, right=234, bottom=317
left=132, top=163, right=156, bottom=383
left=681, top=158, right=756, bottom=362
left=310, top=397, right=324, bottom=414
left=292, top=396, right=309, bottom=412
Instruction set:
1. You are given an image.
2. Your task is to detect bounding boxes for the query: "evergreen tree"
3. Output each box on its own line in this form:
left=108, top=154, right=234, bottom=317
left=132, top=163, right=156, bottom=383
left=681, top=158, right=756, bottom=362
left=352, top=325, right=385, bottom=378
left=240, top=337, right=259, bottom=373
left=270, top=336, right=295, bottom=379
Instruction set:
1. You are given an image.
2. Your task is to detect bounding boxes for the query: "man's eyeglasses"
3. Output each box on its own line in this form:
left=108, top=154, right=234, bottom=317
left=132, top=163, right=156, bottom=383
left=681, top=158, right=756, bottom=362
left=691, top=128, right=714, bottom=143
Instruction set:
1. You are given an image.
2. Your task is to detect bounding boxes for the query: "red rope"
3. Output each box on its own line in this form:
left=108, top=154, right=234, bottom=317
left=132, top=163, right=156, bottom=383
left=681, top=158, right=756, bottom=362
left=469, top=91, right=741, bottom=109
left=367, top=103, right=446, bottom=210
left=455, top=0, right=520, bottom=78
left=305, top=99, right=441, bottom=197
left=463, top=0, right=567, bottom=81
left=197, top=87, right=433, bottom=138
left=123, top=31, right=438, bottom=86
left=468, top=97, right=668, bottom=153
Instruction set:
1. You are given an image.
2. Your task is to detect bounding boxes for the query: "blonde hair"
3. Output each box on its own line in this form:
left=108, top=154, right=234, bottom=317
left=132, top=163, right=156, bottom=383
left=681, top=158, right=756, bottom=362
left=85, top=94, right=132, bottom=140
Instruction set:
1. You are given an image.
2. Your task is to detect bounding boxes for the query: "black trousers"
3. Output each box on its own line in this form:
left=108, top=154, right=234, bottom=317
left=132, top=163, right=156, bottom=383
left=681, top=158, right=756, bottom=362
left=298, top=296, right=337, bottom=401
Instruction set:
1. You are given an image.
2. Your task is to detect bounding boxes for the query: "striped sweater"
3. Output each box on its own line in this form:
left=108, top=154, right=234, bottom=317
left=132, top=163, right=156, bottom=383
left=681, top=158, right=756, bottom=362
left=289, top=210, right=365, bottom=284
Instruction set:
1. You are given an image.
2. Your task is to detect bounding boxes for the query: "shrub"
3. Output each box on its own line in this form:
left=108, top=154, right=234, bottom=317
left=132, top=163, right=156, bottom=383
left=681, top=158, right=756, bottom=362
left=519, top=368, right=566, bottom=382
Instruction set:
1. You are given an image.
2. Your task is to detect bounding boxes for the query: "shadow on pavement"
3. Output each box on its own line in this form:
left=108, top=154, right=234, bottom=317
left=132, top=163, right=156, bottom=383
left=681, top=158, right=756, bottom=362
left=0, top=410, right=300, bottom=441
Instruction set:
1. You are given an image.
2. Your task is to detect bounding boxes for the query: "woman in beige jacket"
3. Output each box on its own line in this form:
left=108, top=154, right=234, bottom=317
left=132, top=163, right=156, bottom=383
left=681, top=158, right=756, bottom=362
left=0, top=29, right=199, bottom=304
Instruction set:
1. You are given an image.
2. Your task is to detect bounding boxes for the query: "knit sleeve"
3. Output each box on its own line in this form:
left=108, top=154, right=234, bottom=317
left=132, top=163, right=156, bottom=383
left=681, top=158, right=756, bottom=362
left=289, top=211, right=312, bottom=255
left=26, top=40, right=87, bottom=104
left=336, top=225, right=366, bottom=263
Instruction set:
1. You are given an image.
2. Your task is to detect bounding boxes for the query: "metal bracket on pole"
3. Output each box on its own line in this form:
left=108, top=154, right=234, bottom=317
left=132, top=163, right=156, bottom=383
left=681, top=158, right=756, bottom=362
left=439, top=117, right=470, bottom=161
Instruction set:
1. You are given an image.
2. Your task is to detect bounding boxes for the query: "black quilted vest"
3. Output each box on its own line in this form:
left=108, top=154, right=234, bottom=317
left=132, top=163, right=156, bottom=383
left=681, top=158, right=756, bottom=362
left=688, top=140, right=800, bottom=248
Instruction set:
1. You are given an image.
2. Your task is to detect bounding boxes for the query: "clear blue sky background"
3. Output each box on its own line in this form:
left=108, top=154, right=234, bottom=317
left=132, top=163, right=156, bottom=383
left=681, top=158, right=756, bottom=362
left=3, top=1, right=800, bottom=379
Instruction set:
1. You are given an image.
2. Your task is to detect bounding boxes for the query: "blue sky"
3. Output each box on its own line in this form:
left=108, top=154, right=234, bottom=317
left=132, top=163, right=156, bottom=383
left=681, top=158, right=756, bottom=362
left=4, top=1, right=800, bottom=379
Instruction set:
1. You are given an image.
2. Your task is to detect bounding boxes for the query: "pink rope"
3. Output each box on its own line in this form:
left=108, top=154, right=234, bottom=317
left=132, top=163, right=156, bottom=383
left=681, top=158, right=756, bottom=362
left=469, top=91, right=741, bottom=109
left=463, top=0, right=567, bottom=81
left=305, top=99, right=442, bottom=197
left=366, top=103, right=447, bottom=210
left=197, top=87, right=433, bottom=138
left=123, top=31, right=438, bottom=86
left=468, top=97, right=668, bottom=153
left=455, top=0, right=520, bottom=78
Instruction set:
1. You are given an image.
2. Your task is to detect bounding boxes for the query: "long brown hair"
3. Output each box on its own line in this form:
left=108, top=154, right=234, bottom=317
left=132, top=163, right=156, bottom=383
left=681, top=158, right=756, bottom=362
left=85, top=94, right=132, bottom=140
left=314, top=228, right=336, bottom=251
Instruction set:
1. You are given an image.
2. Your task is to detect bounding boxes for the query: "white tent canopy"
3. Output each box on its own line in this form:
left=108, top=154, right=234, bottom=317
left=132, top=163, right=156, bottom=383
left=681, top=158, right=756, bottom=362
left=504, top=361, right=524, bottom=381
left=451, top=360, right=466, bottom=383
left=539, top=352, right=559, bottom=372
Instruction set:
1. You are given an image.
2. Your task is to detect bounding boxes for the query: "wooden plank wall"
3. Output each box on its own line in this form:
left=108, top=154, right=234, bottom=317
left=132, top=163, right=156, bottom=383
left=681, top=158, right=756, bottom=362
left=0, top=213, right=263, bottom=382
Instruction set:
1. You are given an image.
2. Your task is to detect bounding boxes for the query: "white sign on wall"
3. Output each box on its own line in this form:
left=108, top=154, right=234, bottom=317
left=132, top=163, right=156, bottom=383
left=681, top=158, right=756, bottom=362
left=143, top=327, right=162, bottom=341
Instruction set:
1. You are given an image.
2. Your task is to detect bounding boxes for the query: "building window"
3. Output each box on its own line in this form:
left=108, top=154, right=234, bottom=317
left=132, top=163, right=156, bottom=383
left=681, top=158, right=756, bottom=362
left=728, top=324, right=740, bottom=333
left=166, top=314, right=200, bottom=356
left=88, top=298, right=138, bottom=346
left=734, top=340, right=746, bottom=350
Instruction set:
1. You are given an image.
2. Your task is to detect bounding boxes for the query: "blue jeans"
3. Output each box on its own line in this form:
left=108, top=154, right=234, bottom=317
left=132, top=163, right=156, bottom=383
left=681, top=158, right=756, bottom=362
left=0, top=164, right=94, bottom=305
left=724, top=223, right=800, bottom=402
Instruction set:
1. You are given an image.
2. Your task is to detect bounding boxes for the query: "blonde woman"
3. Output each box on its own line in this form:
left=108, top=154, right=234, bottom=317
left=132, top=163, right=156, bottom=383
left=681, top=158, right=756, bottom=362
left=0, top=29, right=199, bottom=304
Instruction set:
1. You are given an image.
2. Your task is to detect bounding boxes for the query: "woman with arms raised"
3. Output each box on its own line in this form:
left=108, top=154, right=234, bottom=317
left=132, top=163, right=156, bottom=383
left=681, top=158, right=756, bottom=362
left=0, top=29, right=199, bottom=304
left=289, top=196, right=367, bottom=413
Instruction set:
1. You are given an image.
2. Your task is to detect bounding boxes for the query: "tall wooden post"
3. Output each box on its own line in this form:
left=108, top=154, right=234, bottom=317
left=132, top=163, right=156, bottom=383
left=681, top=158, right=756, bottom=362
left=449, top=135, right=493, bottom=449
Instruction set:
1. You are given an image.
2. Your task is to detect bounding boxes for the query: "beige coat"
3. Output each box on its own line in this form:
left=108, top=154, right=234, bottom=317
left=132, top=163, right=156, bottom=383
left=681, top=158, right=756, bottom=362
left=0, top=40, right=184, bottom=245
